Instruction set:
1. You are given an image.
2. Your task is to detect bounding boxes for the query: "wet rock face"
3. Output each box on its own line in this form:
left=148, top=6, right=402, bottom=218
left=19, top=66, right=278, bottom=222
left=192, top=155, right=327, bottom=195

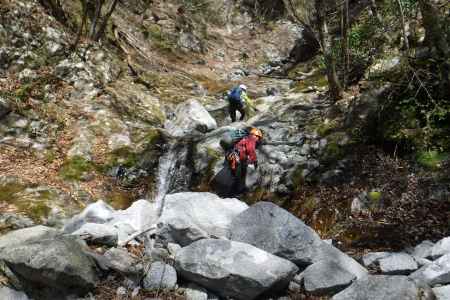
left=194, top=92, right=332, bottom=194
left=175, top=239, right=299, bottom=300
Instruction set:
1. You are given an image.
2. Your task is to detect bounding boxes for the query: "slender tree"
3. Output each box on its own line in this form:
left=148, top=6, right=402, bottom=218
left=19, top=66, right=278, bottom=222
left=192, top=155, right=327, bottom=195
left=418, top=0, right=449, bottom=93
left=315, top=0, right=343, bottom=100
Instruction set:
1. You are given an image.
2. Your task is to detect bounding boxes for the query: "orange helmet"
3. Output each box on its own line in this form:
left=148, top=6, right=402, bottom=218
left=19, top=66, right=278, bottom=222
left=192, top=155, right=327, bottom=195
left=250, top=127, right=263, bottom=140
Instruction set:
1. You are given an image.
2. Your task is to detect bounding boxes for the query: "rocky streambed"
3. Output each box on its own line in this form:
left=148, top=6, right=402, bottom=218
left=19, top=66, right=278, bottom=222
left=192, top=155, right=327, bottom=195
left=1, top=191, right=450, bottom=299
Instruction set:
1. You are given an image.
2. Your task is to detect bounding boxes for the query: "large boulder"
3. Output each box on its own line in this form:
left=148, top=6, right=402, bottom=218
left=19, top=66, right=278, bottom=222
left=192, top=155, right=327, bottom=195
left=0, top=286, right=29, bottom=300
left=228, top=202, right=367, bottom=278
left=378, top=253, right=418, bottom=275
left=430, top=237, right=450, bottom=259
left=175, top=239, right=298, bottom=300
left=0, top=233, right=98, bottom=299
left=165, top=99, right=217, bottom=137
left=108, top=199, right=157, bottom=243
left=101, top=247, right=143, bottom=276
left=433, top=285, right=450, bottom=300
left=409, top=240, right=434, bottom=259
left=157, top=192, right=248, bottom=246
left=301, top=260, right=355, bottom=296
left=410, top=253, right=450, bottom=286
left=362, top=252, right=391, bottom=268
left=142, top=262, right=177, bottom=290
left=332, top=275, right=429, bottom=300
left=63, top=200, right=115, bottom=233
left=71, top=223, right=118, bottom=246
left=0, top=226, right=59, bottom=251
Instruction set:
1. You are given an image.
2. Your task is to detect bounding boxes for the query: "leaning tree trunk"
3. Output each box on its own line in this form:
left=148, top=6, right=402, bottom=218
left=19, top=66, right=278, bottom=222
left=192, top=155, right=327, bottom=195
left=315, top=0, right=342, bottom=101
left=418, top=0, right=449, bottom=96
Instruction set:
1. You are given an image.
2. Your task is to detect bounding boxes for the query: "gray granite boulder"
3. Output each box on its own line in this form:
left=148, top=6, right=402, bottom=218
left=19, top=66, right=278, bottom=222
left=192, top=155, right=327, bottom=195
left=0, top=286, right=30, bottom=300
left=302, top=260, right=355, bottom=296
left=102, top=247, right=143, bottom=276
left=71, top=223, right=118, bottom=246
left=410, top=253, right=450, bottom=286
left=175, top=239, right=298, bottom=300
left=165, top=99, right=217, bottom=137
left=410, top=240, right=434, bottom=259
left=0, top=225, right=59, bottom=250
left=379, top=253, right=418, bottom=275
left=332, top=275, right=427, bottom=300
left=362, top=252, right=391, bottom=268
left=431, top=237, right=450, bottom=260
left=433, top=285, right=450, bottom=300
left=229, top=202, right=367, bottom=278
left=142, top=262, right=177, bottom=290
left=0, top=234, right=97, bottom=299
left=158, top=192, right=248, bottom=246
left=63, top=200, right=115, bottom=233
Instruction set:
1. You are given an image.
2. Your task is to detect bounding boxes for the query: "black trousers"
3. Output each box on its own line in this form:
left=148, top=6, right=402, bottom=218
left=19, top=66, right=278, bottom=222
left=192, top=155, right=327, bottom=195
left=229, top=102, right=245, bottom=122
left=232, top=161, right=247, bottom=195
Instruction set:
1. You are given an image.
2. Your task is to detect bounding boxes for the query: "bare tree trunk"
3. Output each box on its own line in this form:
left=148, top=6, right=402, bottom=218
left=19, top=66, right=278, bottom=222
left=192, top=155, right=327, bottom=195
left=418, top=0, right=449, bottom=58
left=93, top=0, right=119, bottom=41
left=71, top=0, right=88, bottom=51
left=90, top=0, right=104, bottom=39
left=315, top=0, right=342, bottom=101
left=396, top=0, right=410, bottom=50
left=341, top=0, right=350, bottom=88
left=418, top=0, right=449, bottom=95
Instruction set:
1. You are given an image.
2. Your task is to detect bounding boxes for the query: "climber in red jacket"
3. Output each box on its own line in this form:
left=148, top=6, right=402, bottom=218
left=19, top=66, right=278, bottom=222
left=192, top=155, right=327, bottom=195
left=226, top=127, right=263, bottom=195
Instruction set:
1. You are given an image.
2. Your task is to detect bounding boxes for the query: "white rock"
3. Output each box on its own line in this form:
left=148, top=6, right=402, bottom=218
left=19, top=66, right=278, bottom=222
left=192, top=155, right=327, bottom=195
left=431, top=237, right=450, bottom=259
left=379, top=253, right=418, bottom=275
left=165, top=99, right=217, bottom=137
left=158, top=192, right=248, bottom=246
left=410, top=253, right=450, bottom=286
left=433, top=285, right=450, bottom=300
left=362, top=252, right=391, bottom=268
left=411, top=240, right=434, bottom=259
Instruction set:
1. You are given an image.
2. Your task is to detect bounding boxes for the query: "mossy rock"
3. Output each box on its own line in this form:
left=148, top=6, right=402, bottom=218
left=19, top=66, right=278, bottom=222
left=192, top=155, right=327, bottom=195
left=59, top=156, right=95, bottom=181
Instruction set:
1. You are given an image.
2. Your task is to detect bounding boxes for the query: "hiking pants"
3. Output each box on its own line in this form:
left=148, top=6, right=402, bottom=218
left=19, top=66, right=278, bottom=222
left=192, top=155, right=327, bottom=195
left=232, top=161, right=248, bottom=195
left=229, top=102, right=245, bottom=122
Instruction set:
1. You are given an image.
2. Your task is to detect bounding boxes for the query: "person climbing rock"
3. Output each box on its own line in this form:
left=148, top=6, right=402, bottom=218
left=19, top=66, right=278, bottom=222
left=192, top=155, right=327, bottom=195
left=227, top=84, right=250, bottom=122
left=226, top=127, right=263, bottom=195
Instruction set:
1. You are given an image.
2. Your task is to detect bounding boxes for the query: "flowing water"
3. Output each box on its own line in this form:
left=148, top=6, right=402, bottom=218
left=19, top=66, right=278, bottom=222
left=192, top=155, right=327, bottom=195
left=151, top=141, right=192, bottom=216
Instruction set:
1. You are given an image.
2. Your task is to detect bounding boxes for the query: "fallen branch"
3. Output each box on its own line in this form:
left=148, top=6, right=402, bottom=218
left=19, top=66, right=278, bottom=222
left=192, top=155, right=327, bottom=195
left=118, top=225, right=157, bottom=247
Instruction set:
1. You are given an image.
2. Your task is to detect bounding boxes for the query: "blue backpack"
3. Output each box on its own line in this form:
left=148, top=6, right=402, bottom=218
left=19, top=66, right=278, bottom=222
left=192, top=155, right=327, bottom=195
left=228, top=87, right=243, bottom=104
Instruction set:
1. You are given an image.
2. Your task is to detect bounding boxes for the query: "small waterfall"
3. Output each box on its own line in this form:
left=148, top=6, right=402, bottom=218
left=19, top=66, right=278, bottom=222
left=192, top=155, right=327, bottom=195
left=151, top=140, right=193, bottom=216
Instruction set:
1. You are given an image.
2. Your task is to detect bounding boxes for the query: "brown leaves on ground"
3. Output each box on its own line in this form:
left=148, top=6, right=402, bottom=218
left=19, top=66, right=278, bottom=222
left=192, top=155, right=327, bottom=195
left=289, top=145, right=450, bottom=254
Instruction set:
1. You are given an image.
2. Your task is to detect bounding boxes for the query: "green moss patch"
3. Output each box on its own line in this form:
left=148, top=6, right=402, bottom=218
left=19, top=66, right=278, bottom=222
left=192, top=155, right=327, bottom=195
left=59, top=156, right=95, bottom=181
left=417, top=150, right=448, bottom=170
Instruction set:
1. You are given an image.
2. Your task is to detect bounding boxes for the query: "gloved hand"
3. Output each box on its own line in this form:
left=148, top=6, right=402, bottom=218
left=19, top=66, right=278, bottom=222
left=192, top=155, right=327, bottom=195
left=253, top=161, right=258, bottom=170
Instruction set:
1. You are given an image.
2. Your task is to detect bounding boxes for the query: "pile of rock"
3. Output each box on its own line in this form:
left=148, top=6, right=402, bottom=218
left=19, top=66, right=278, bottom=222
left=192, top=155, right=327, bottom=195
left=1, top=192, right=447, bottom=299
left=360, top=238, right=450, bottom=300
